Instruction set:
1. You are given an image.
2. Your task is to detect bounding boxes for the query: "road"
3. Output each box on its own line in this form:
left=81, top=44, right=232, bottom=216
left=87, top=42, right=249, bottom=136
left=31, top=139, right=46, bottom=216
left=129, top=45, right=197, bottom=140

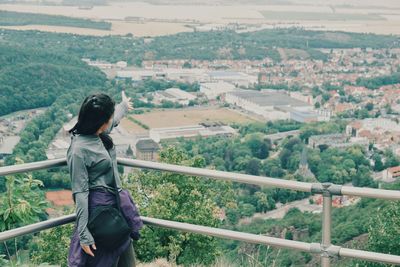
left=239, top=197, right=322, bottom=225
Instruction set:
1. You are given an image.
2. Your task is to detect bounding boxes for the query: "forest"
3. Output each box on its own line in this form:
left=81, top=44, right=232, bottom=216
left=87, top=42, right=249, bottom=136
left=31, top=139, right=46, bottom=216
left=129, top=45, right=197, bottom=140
left=1, top=27, right=399, bottom=66
left=0, top=10, right=111, bottom=30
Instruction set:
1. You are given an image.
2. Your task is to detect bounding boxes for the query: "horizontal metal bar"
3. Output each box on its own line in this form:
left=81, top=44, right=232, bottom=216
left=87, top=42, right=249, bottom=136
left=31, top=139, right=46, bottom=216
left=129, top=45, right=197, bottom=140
left=341, top=185, right=400, bottom=201
left=2, top=214, right=400, bottom=266
left=0, top=214, right=76, bottom=242
left=0, top=158, right=66, bottom=176
left=0, top=214, right=310, bottom=252
left=1, top=158, right=400, bottom=200
left=117, top=158, right=313, bottom=193
left=141, top=216, right=311, bottom=252
left=340, top=247, right=400, bottom=266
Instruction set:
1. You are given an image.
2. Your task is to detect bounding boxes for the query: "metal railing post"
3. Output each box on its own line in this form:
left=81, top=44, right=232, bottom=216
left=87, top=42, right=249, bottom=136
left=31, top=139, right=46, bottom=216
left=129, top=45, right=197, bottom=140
left=321, top=183, right=333, bottom=267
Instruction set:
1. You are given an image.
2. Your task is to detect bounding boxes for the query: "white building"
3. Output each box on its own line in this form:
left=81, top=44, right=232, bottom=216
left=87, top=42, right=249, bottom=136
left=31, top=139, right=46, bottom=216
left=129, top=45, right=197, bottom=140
left=149, top=124, right=236, bottom=143
left=225, top=90, right=314, bottom=121
left=289, top=91, right=314, bottom=105
left=116, top=61, right=128, bottom=68
left=117, top=68, right=207, bottom=84
left=359, top=118, right=400, bottom=133
left=0, top=135, right=20, bottom=159
left=200, top=81, right=236, bottom=100
left=117, top=70, right=158, bottom=82
left=153, top=88, right=197, bottom=106
left=207, top=71, right=257, bottom=88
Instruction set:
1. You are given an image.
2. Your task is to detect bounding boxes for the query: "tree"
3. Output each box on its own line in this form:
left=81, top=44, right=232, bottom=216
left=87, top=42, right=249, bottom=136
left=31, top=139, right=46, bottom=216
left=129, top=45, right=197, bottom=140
left=30, top=224, right=74, bottom=267
left=365, top=102, right=374, bottom=111
left=255, top=191, right=275, bottom=213
left=225, top=208, right=240, bottom=225
left=384, top=149, right=400, bottom=168
left=182, top=61, right=192, bottom=68
left=0, top=158, right=48, bottom=262
left=246, top=159, right=261, bottom=175
left=372, top=154, right=384, bottom=171
left=244, top=134, right=271, bottom=159
left=239, top=203, right=256, bottom=217
left=366, top=202, right=400, bottom=267
left=126, top=146, right=223, bottom=265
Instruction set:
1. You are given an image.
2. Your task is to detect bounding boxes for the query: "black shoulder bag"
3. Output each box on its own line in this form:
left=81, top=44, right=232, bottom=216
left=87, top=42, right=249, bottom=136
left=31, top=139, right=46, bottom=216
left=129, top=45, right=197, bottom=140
left=87, top=151, right=131, bottom=250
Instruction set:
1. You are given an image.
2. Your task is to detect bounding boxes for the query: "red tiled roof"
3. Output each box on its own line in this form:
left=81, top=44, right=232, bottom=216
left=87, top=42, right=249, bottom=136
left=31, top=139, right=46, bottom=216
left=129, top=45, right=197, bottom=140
left=388, top=166, right=400, bottom=174
left=46, top=190, right=74, bottom=207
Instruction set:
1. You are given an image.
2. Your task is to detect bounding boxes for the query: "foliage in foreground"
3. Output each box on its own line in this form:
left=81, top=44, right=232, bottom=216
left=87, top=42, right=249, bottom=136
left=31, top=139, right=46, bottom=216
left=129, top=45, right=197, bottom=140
left=126, top=146, right=229, bottom=265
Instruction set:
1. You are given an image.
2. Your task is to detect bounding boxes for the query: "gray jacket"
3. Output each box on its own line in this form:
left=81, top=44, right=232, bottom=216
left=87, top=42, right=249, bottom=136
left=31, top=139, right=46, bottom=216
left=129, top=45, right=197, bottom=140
left=67, top=101, right=129, bottom=245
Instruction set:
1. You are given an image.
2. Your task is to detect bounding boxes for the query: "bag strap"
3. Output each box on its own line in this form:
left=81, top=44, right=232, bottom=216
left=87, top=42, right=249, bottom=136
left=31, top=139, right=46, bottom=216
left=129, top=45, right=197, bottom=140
left=106, top=147, right=122, bottom=212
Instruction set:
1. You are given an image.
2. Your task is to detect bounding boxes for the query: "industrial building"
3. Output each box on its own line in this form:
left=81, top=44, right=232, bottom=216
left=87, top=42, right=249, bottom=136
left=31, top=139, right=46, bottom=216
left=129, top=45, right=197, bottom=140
left=149, top=124, right=236, bottom=143
left=225, top=90, right=325, bottom=122
left=153, top=88, right=197, bottom=106
left=200, top=81, right=236, bottom=100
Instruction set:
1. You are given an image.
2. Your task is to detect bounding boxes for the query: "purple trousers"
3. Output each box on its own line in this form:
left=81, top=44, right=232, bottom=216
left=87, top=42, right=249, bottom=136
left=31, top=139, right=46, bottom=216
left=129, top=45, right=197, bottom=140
left=68, top=189, right=143, bottom=267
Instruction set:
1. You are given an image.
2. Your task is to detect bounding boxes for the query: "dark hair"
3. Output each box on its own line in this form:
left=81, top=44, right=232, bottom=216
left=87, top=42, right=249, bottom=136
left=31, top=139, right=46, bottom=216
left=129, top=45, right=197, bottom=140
left=69, top=93, right=115, bottom=150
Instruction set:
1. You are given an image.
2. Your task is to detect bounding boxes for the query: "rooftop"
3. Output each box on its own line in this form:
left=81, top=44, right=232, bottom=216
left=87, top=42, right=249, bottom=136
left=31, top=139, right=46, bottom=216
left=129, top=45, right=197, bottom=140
left=45, top=190, right=74, bottom=207
left=136, top=138, right=160, bottom=151
left=0, top=136, right=21, bottom=154
left=228, top=90, right=310, bottom=107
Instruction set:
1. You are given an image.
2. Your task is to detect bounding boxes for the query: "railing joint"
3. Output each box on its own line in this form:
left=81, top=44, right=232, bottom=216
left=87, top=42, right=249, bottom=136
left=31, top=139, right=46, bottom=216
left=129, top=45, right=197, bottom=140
left=326, top=245, right=341, bottom=258
left=314, top=244, right=340, bottom=259
left=310, top=242, right=322, bottom=254
left=311, top=182, right=342, bottom=196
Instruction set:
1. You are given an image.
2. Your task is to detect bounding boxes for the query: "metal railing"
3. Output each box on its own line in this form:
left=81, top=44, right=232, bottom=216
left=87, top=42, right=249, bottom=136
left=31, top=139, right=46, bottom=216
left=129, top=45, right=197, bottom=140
left=1, top=157, right=400, bottom=266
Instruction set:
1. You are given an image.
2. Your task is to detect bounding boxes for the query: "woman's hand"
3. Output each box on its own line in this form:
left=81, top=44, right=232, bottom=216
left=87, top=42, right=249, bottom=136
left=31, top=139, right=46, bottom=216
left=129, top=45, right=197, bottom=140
left=122, top=90, right=133, bottom=111
left=81, top=243, right=97, bottom=257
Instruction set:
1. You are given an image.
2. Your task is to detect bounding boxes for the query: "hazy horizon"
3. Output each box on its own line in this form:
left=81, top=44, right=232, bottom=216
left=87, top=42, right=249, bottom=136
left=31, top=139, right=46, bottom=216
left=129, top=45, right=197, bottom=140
left=1, top=0, right=400, bottom=36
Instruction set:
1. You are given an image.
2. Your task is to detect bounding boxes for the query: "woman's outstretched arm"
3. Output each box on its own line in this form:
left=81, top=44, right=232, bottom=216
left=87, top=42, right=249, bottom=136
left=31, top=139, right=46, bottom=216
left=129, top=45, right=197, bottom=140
left=104, top=91, right=133, bottom=134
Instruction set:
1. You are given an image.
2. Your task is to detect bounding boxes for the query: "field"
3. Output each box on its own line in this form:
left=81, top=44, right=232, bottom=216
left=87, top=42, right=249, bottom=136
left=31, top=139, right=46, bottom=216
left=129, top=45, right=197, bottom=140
left=261, top=11, right=385, bottom=21
left=0, top=21, right=192, bottom=37
left=121, top=107, right=258, bottom=133
left=0, top=2, right=399, bottom=35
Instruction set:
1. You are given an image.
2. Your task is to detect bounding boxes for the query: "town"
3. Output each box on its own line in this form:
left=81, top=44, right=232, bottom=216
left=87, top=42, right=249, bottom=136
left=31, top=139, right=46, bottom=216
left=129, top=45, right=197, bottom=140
left=1, top=1, right=400, bottom=264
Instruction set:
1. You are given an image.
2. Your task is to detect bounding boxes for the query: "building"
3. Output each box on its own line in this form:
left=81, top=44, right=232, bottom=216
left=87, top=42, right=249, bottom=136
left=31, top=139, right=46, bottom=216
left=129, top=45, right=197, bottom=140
left=0, top=135, right=21, bottom=160
left=117, top=70, right=158, bottom=82
left=382, top=166, right=400, bottom=181
left=149, top=124, right=236, bottom=143
left=308, top=133, right=369, bottom=151
left=200, top=81, right=236, bottom=100
left=225, top=90, right=314, bottom=121
left=47, top=116, right=135, bottom=160
left=346, top=118, right=400, bottom=150
left=45, top=190, right=74, bottom=218
left=208, top=71, right=257, bottom=87
left=116, top=68, right=207, bottom=84
left=289, top=91, right=314, bottom=105
left=282, top=108, right=319, bottom=123
left=46, top=190, right=74, bottom=207
left=153, top=88, right=197, bottom=106
left=265, top=130, right=301, bottom=142
left=309, top=134, right=347, bottom=149
left=347, top=118, right=400, bottom=137
left=116, top=61, right=128, bottom=68
left=134, top=139, right=160, bottom=161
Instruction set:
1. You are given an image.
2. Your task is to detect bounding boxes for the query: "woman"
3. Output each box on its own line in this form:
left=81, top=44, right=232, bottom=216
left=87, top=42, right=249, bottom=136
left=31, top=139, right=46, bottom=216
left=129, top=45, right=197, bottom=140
left=67, top=92, right=142, bottom=267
